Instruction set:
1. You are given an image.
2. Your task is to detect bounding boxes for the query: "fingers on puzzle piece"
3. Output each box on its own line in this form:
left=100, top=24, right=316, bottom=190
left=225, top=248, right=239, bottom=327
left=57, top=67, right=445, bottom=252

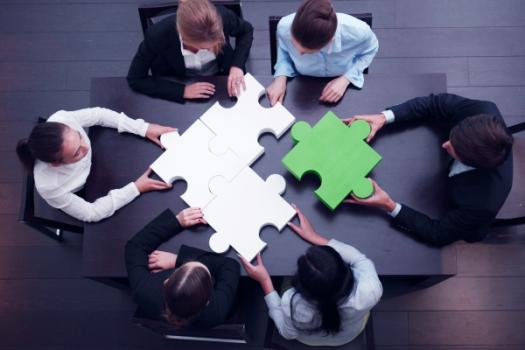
left=159, top=131, right=180, bottom=149
left=351, top=177, right=374, bottom=199
left=347, top=119, right=372, bottom=141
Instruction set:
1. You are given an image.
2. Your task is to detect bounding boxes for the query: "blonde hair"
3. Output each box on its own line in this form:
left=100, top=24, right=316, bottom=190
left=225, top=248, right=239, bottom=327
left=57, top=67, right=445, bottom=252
left=177, top=0, right=225, bottom=55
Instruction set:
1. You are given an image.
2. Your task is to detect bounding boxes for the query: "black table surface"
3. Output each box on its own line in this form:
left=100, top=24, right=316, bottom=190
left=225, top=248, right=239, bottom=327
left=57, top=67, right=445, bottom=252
left=83, top=74, right=456, bottom=278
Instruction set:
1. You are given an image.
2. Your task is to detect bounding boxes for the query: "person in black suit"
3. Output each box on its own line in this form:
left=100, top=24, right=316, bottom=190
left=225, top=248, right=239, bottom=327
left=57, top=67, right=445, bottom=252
left=125, top=208, right=240, bottom=329
left=344, top=93, right=513, bottom=246
left=127, top=0, right=253, bottom=103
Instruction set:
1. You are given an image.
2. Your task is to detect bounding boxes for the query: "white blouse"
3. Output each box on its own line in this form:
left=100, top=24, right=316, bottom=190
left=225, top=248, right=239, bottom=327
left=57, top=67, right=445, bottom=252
left=179, top=34, right=218, bottom=76
left=264, top=239, right=383, bottom=346
left=33, top=107, right=149, bottom=223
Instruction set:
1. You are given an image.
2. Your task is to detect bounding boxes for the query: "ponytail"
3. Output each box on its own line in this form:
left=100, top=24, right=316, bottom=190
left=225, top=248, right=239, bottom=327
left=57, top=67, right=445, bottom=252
left=290, top=245, right=354, bottom=334
left=16, top=122, right=66, bottom=171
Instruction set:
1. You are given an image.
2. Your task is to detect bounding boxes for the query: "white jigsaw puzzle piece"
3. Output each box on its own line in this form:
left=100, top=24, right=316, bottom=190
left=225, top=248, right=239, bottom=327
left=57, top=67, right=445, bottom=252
left=150, top=120, right=244, bottom=208
left=200, top=73, right=296, bottom=166
left=204, top=167, right=296, bottom=261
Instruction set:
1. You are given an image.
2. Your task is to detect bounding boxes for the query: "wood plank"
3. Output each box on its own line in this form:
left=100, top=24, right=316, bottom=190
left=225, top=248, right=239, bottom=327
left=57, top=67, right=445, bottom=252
left=66, top=61, right=130, bottom=90
left=0, top=4, right=140, bottom=32
left=395, top=0, right=525, bottom=28
left=0, top=121, right=34, bottom=151
left=377, top=276, right=525, bottom=311
left=250, top=27, right=525, bottom=60
left=0, top=62, right=66, bottom=91
left=0, top=91, right=88, bottom=121
left=0, top=245, right=83, bottom=278
left=0, top=32, right=141, bottom=61
left=409, top=311, right=525, bottom=345
left=457, top=243, right=525, bottom=276
left=469, top=57, right=525, bottom=86
left=0, top=214, right=82, bottom=246
left=377, top=346, right=525, bottom=350
left=373, top=312, right=409, bottom=345
left=0, top=153, right=24, bottom=182
left=0, top=182, right=21, bottom=215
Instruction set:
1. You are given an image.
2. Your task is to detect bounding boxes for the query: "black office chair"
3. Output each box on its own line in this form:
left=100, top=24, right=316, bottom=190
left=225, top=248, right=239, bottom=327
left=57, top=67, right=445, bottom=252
left=269, top=13, right=373, bottom=75
left=132, top=278, right=269, bottom=347
left=264, top=312, right=376, bottom=350
left=492, top=120, right=525, bottom=227
left=18, top=119, right=84, bottom=241
left=139, top=0, right=243, bottom=37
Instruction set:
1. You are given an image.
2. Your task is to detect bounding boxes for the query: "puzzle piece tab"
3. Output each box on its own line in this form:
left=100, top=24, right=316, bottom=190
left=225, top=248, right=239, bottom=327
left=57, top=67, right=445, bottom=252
left=204, top=167, right=296, bottom=261
left=150, top=120, right=244, bottom=208
left=200, top=73, right=296, bottom=166
left=282, top=111, right=382, bottom=210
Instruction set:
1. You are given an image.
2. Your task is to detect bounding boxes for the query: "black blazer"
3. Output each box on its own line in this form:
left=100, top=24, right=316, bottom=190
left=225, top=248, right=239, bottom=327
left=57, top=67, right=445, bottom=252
left=127, top=6, right=254, bottom=103
left=388, top=93, right=513, bottom=246
left=125, top=209, right=240, bottom=329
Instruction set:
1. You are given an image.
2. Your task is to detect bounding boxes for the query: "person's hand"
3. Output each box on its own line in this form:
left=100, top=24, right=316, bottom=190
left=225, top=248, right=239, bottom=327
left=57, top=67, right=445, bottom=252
left=266, top=76, right=287, bottom=106
left=183, top=82, right=216, bottom=99
left=239, top=253, right=274, bottom=294
left=342, top=113, right=386, bottom=142
left=287, top=204, right=329, bottom=246
left=319, top=76, right=350, bottom=103
left=227, top=66, right=246, bottom=97
left=176, top=207, right=207, bottom=227
left=134, top=168, right=172, bottom=193
left=148, top=250, right=177, bottom=273
left=146, top=123, right=178, bottom=149
left=344, top=179, right=396, bottom=212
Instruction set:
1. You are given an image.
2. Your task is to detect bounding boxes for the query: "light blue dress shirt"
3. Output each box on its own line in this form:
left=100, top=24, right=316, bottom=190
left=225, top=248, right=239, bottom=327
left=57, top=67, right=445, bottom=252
left=274, top=13, right=379, bottom=88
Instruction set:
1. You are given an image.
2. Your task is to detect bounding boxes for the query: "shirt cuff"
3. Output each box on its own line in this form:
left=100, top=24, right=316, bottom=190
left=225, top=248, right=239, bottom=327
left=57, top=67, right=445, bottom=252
left=117, top=112, right=149, bottom=137
left=381, top=110, right=395, bottom=124
left=388, top=203, right=402, bottom=218
left=264, top=290, right=281, bottom=309
left=127, top=182, right=141, bottom=198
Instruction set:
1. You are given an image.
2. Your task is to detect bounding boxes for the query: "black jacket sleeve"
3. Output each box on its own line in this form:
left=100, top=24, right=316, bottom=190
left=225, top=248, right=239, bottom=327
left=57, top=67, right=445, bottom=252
left=219, top=6, right=254, bottom=70
left=388, top=93, right=500, bottom=126
left=127, top=40, right=186, bottom=103
left=393, top=204, right=494, bottom=246
left=125, top=209, right=183, bottom=291
left=192, top=255, right=240, bottom=328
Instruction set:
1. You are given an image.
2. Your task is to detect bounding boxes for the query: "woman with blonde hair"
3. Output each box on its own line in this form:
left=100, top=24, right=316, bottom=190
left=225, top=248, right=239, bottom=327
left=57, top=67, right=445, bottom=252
left=128, top=0, right=253, bottom=102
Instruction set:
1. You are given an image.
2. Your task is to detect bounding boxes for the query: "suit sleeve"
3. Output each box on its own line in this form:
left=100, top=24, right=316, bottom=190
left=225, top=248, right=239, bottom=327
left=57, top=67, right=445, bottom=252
left=127, top=40, right=186, bottom=103
left=125, top=209, right=184, bottom=291
left=388, top=93, right=496, bottom=125
left=194, top=256, right=240, bottom=328
left=393, top=204, right=493, bottom=246
left=220, top=7, right=253, bottom=70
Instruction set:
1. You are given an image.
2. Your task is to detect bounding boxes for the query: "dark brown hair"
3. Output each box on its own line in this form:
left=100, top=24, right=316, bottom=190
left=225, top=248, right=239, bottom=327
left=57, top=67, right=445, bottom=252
left=164, top=263, right=213, bottom=326
left=450, top=114, right=513, bottom=169
left=16, top=122, right=66, bottom=171
left=291, top=0, right=337, bottom=50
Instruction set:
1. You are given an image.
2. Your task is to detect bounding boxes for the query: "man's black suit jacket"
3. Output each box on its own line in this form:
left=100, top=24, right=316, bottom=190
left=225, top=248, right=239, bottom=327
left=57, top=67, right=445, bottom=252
left=127, top=6, right=253, bottom=102
left=388, top=93, right=513, bottom=246
left=125, top=209, right=240, bottom=329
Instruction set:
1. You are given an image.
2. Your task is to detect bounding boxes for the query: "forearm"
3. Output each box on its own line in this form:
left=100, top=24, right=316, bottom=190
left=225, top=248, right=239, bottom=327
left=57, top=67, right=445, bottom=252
left=344, top=32, right=379, bottom=88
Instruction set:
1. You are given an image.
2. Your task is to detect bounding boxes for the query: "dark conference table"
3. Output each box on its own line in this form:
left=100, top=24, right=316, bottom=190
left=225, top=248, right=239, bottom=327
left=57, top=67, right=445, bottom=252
left=83, top=74, right=456, bottom=281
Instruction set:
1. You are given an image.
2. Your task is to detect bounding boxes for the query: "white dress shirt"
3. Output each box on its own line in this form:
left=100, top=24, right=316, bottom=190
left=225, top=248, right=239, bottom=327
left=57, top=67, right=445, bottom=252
left=180, top=34, right=218, bottom=76
left=264, top=239, right=383, bottom=346
left=380, top=110, right=476, bottom=218
left=34, top=107, right=149, bottom=223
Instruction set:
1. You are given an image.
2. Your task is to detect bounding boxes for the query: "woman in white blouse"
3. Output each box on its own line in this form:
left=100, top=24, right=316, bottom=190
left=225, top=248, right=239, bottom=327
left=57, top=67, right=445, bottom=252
left=241, top=205, right=383, bottom=347
left=16, top=107, right=176, bottom=223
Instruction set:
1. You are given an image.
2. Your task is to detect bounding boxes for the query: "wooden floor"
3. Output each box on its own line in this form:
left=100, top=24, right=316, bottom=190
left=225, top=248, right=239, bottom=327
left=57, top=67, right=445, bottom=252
left=1, top=0, right=524, bottom=349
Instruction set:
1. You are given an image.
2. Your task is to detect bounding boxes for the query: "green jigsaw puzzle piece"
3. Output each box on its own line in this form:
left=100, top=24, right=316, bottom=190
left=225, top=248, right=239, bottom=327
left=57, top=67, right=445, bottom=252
left=282, top=111, right=382, bottom=210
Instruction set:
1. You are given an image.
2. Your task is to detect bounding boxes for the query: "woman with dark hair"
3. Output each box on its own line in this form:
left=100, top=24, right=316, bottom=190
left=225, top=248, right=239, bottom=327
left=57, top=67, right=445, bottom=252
left=266, top=0, right=378, bottom=105
left=127, top=0, right=254, bottom=102
left=16, top=108, right=175, bottom=222
left=125, top=208, right=240, bottom=328
left=241, top=205, right=382, bottom=346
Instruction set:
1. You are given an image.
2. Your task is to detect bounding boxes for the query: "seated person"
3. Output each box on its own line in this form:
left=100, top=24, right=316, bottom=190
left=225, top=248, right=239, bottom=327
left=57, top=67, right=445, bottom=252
left=127, top=0, right=254, bottom=102
left=125, top=208, right=240, bottom=328
left=16, top=107, right=174, bottom=222
left=345, top=93, right=514, bottom=246
left=266, top=0, right=378, bottom=105
left=241, top=205, right=382, bottom=347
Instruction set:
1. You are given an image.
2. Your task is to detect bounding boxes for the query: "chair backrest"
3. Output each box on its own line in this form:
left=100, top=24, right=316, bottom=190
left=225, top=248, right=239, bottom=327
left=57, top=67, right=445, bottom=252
left=269, top=13, right=373, bottom=75
left=494, top=121, right=525, bottom=226
left=139, top=0, right=243, bottom=37
left=133, top=310, right=248, bottom=344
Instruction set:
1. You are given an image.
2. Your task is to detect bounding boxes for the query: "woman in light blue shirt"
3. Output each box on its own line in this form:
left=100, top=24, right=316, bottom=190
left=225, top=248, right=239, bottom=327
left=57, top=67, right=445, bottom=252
left=266, top=0, right=379, bottom=105
left=240, top=205, right=383, bottom=347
